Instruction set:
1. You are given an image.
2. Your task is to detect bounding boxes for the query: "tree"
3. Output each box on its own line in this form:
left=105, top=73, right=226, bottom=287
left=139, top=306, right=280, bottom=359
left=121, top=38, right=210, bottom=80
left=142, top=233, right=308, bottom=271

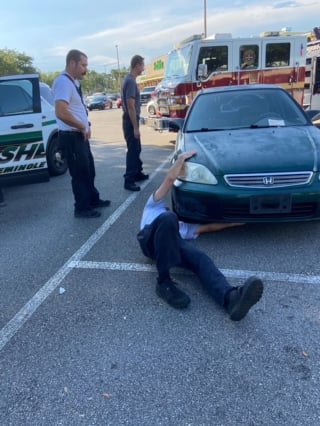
left=0, top=49, right=36, bottom=75
left=0, top=48, right=129, bottom=96
left=40, top=71, right=60, bottom=87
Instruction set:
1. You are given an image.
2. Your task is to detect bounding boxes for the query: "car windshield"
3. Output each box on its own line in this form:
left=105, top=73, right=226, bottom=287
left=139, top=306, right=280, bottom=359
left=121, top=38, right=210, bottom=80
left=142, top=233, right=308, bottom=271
left=40, top=83, right=54, bottom=106
left=165, top=44, right=192, bottom=78
left=185, top=88, right=309, bottom=132
left=93, top=96, right=105, bottom=101
left=142, top=87, right=155, bottom=93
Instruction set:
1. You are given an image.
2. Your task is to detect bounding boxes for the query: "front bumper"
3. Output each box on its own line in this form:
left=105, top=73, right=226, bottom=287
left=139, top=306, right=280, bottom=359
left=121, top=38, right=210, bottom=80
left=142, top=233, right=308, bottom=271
left=171, top=180, right=320, bottom=223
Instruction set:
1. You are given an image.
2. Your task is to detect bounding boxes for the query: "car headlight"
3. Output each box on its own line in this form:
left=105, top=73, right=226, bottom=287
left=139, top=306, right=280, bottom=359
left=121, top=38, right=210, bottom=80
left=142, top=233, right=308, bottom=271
left=178, top=162, right=218, bottom=185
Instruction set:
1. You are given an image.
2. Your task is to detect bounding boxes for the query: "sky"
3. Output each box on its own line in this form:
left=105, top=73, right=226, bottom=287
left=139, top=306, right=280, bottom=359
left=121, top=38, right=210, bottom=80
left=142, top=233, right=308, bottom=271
left=1, top=0, right=319, bottom=73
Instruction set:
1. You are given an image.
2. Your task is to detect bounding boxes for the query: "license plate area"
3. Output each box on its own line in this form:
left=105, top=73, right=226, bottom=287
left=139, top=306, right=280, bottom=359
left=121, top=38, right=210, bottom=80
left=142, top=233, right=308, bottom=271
left=250, top=195, right=292, bottom=214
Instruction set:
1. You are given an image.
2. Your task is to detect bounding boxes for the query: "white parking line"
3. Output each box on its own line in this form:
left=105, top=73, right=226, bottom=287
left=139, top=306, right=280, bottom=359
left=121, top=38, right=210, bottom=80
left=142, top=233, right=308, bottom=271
left=71, top=260, right=320, bottom=285
left=0, top=156, right=170, bottom=352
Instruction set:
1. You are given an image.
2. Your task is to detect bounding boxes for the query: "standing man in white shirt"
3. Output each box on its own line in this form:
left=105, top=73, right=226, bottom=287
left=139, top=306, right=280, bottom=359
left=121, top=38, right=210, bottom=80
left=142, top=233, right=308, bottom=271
left=52, top=49, right=110, bottom=218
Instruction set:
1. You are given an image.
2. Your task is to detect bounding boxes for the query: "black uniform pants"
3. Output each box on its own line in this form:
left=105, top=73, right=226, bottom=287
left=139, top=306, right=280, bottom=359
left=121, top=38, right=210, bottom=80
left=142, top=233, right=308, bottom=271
left=59, top=131, right=100, bottom=211
left=122, top=113, right=143, bottom=183
left=137, top=211, right=233, bottom=307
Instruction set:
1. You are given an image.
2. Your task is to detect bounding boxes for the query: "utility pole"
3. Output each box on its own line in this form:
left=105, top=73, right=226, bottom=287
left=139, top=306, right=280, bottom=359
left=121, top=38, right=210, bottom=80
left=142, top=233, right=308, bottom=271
left=115, top=45, right=121, bottom=92
left=204, top=0, right=207, bottom=38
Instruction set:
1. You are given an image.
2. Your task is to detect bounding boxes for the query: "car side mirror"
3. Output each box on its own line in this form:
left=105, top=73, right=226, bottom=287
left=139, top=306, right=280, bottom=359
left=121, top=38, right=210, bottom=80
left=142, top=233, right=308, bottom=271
left=168, top=119, right=184, bottom=132
left=198, top=63, right=208, bottom=80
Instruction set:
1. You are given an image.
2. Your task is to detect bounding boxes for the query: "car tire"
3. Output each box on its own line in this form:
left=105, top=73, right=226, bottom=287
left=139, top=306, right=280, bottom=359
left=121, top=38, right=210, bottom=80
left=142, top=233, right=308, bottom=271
left=148, top=105, right=156, bottom=115
left=46, top=134, right=68, bottom=176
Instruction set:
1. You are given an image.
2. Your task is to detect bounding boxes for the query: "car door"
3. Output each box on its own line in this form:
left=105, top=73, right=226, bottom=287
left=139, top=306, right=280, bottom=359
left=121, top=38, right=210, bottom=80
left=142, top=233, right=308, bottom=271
left=0, top=74, right=49, bottom=186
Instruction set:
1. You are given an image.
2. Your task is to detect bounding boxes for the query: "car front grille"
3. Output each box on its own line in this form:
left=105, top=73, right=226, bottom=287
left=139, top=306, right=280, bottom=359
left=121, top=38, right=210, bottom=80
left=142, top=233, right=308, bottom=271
left=225, top=172, right=313, bottom=188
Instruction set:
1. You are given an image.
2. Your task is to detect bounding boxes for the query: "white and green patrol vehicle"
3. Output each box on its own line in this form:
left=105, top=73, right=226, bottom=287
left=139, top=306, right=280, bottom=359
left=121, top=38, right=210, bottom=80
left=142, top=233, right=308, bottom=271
left=0, top=74, right=67, bottom=187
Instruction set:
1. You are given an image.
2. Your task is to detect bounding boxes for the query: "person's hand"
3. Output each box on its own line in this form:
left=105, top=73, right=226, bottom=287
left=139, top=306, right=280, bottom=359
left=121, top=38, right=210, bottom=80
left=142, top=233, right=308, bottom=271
left=169, top=150, right=197, bottom=180
left=134, top=127, right=140, bottom=139
left=153, top=150, right=197, bottom=202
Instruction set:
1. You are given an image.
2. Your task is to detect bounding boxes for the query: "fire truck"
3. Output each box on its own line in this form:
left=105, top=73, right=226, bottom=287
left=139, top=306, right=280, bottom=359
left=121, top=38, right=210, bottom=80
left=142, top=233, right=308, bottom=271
left=303, top=34, right=320, bottom=110
left=150, top=30, right=313, bottom=129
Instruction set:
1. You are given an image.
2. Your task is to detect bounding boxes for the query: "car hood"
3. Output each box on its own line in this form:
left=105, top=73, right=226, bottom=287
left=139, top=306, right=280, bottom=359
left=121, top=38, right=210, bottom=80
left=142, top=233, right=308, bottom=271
left=184, top=126, right=320, bottom=174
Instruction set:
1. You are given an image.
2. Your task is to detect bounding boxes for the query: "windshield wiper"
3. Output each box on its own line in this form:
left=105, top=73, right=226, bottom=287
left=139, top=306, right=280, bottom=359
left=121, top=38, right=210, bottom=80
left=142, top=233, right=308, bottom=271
left=187, top=128, right=225, bottom=132
left=250, top=124, right=284, bottom=129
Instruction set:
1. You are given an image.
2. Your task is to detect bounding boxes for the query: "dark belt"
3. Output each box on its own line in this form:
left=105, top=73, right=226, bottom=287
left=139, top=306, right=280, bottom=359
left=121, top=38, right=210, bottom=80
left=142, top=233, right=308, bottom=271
left=59, top=130, right=82, bottom=134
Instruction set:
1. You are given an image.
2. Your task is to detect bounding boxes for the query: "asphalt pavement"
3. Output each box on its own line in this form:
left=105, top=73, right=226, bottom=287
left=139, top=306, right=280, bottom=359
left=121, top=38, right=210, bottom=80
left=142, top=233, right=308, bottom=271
left=1, top=107, right=320, bottom=426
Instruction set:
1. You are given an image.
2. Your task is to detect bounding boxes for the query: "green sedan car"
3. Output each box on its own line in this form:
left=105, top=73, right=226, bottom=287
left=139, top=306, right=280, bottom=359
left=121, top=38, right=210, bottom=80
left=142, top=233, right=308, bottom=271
left=170, top=84, right=320, bottom=223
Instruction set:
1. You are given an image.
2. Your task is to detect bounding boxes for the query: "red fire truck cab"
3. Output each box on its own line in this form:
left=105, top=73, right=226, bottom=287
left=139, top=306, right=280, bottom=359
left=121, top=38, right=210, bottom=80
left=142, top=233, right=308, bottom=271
left=151, top=31, right=308, bottom=130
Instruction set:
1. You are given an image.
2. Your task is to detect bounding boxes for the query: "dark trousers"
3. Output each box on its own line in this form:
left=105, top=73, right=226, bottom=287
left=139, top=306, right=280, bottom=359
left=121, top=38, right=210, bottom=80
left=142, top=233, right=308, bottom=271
left=137, top=211, right=233, bottom=307
left=122, top=114, right=142, bottom=183
left=59, top=132, right=100, bottom=211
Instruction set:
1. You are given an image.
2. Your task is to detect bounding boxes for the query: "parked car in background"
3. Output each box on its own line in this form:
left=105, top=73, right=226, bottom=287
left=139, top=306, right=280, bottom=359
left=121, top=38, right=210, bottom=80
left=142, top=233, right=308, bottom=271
left=140, top=86, right=156, bottom=104
left=146, top=99, right=158, bottom=116
left=85, top=95, right=95, bottom=108
left=87, top=95, right=112, bottom=111
left=170, top=84, right=320, bottom=224
left=108, top=93, right=120, bottom=101
left=116, top=97, right=122, bottom=109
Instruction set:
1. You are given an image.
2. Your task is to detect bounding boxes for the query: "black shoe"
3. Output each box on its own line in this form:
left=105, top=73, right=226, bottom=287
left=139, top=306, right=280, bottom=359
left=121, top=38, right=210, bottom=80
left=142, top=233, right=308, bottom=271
left=124, top=182, right=141, bottom=191
left=227, top=276, right=263, bottom=321
left=74, top=208, right=101, bottom=218
left=91, top=199, right=111, bottom=208
left=156, top=279, right=190, bottom=309
left=135, top=173, right=149, bottom=182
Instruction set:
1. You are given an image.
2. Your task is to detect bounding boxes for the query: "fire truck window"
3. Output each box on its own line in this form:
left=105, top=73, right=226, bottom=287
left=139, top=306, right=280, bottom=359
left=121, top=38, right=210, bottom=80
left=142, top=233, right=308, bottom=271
left=197, top=46, right=228, bottom=76
left=265, top=43, right=290, bottom=67
left=240, top=46, right=259, bottom=69
left=313, top=57, right=320, bottom=94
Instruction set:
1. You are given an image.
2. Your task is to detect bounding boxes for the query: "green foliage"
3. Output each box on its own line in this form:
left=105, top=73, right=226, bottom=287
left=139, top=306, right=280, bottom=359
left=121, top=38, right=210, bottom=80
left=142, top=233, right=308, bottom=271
left=39, top=68, right=128, bottom=95
left=1, top=48, right=129, bottom=94
left=82, top=68, right=128, bottom=95
left=40, top=71, right=60, bottom=87
left=0, top=49, right=36, bottom=75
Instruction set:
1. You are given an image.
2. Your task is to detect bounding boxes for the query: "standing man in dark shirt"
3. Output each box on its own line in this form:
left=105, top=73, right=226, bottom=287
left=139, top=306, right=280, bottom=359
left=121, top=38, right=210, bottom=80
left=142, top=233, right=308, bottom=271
left=121, top=55, right=149, bottom=192
left=52, top=49, right=110, bottom=218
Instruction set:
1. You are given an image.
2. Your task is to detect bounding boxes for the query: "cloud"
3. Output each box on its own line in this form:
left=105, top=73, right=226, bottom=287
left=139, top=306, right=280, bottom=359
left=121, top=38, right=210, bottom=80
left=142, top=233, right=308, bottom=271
left=273, top=1, right=299, bottom=8
left=6, top=0, right=318, bottom=72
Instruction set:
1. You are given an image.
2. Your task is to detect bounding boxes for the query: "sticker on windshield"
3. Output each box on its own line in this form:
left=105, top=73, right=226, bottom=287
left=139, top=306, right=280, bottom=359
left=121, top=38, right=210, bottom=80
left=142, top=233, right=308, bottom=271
left=269, top=119, right=285, bottom=126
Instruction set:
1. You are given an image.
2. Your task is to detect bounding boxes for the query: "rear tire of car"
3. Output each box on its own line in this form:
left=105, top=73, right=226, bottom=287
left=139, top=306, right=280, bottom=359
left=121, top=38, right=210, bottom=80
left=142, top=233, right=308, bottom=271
left=148, top=105, right=156, bottom=115
left=47, top=134, right=68, bottom=176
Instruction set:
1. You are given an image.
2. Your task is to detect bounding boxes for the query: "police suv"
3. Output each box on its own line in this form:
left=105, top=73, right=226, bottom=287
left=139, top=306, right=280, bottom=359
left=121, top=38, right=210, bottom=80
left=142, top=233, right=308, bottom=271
left=0, top=74, right=67, bottom=186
